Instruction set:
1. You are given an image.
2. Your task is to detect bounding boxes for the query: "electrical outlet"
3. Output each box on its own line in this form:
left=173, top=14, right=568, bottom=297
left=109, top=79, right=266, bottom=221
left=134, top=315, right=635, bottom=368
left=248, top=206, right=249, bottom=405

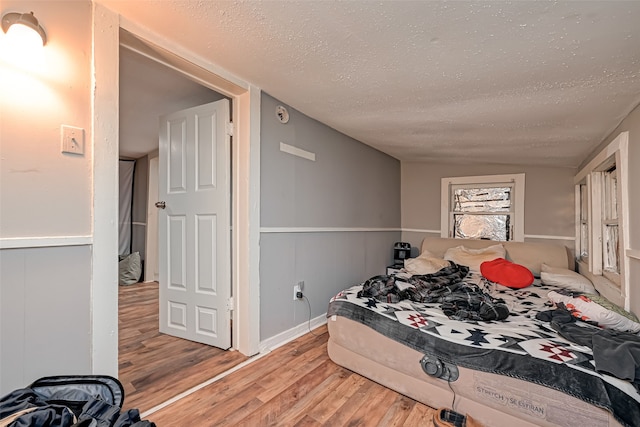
left=293, top=280, right=305, bottom=300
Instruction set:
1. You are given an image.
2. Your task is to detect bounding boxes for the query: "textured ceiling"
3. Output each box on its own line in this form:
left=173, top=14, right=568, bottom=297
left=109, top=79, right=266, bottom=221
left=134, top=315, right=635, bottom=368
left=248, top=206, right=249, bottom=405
left=108, top=0, right=640, bottom=167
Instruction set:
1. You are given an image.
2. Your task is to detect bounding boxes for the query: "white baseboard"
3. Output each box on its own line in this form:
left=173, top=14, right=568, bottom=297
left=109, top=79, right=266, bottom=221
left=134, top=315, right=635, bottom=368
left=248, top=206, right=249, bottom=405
left=259, top=313, right=327, bottom=353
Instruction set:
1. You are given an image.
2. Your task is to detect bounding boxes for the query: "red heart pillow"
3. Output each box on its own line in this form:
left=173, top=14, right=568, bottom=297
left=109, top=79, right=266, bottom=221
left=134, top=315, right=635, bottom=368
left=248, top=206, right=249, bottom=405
left=480, top=258, right=534, bottom=289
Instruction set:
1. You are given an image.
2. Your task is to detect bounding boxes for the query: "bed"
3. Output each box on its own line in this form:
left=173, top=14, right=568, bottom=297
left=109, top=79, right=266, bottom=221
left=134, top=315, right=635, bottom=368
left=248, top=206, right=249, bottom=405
left=326, top=237, right=640, bottom=427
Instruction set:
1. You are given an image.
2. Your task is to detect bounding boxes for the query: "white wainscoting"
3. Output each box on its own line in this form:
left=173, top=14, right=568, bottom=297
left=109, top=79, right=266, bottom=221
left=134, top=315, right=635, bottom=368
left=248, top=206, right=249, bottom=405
left=0, top=236, right=92, bottom=249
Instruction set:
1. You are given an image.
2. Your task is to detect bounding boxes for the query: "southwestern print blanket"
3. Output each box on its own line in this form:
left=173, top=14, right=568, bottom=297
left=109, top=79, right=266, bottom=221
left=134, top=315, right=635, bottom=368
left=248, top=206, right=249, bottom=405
left=327, top=274, right=640, bottom=427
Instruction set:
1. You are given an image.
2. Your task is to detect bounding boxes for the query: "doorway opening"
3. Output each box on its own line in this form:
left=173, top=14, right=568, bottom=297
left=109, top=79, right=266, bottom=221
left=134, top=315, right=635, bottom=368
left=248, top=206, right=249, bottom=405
left=116, top=38, right=245, bottom=412
left=92, top=10, right=261, bottom=383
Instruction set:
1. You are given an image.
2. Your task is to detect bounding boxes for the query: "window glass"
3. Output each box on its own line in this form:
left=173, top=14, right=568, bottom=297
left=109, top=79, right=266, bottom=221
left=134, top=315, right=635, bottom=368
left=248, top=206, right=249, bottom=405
left=453, top=213, right=509, bottom=241
left=603, top=168, right=617, bottom=221
left=451, top=186, right=512, bottom=240
left=580, top=223, right=589, bottom=259
left=603, top=224, right=619, bottom=273
left=580, top=184, right=588, bottom=221
left=452, top=187, right=511, bottom=213
left=442, top=174, right=524, bottom=242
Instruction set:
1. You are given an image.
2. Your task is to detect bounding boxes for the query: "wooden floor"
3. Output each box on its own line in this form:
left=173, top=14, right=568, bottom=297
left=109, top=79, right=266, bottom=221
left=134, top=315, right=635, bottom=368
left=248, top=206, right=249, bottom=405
left=145, top=325, right=437, bottom=426
left=118, top=282, right=248, bottom=411
left=120, top=282, right=437, bottom=426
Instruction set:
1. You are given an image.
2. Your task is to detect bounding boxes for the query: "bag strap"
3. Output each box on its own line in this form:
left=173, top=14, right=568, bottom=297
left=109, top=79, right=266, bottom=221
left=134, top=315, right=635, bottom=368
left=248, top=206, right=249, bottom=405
left=0, top=406, right=77, bottom=427
left=0, top=407, right=39, bottom=427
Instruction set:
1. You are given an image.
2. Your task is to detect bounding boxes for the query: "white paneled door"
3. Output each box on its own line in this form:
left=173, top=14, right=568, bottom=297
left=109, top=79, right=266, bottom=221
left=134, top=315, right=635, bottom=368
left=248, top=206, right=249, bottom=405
left=158, top=99, right=231, bottom=349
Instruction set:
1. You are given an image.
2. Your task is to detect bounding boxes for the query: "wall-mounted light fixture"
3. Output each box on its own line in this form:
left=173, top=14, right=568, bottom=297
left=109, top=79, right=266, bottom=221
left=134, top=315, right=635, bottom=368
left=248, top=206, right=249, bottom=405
left=2, top=11, right=47, bottom=47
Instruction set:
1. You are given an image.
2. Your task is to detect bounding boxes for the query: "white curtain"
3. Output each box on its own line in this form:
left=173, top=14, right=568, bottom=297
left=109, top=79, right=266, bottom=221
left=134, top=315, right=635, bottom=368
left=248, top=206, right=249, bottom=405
left=119, top=160, right=135, bottom=256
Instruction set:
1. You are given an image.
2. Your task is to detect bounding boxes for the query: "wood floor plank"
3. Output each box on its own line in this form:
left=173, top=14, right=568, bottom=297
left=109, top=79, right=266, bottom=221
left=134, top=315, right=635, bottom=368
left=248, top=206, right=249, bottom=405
left=293, top=415, right=322, bottom=427
left=269, top=367, right=352, bottom=426
left=255, top=342, right=330, bottom=402
left=344, top=384, right=397, bottom=426
left=376, top=394, right=417, bottom=426
left=213, top=397, right=267, bottom=426
left=322, top=379, right=378, bottom=426
left=236, top=360, right=345, bottom=426
left=404, top=403, right=436, bottom=426
left=305, top=373, right=368, bottom=424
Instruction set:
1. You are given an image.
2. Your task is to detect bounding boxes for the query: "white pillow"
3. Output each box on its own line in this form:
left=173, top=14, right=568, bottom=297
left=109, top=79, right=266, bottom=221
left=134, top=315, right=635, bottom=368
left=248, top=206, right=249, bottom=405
left=404, top=254, right=450, bottom=275
left=540, top=263, right=596, bottom=294
left=443, top=244, right=506, bottom=272
left=548, top=291, right=640, bottom=333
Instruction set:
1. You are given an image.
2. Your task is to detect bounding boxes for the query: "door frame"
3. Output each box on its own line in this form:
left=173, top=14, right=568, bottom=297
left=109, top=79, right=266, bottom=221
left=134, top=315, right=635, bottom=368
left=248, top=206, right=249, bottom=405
left=91, top=3, right=261, bottom=376
left=145, top=154, right=159, bottom=283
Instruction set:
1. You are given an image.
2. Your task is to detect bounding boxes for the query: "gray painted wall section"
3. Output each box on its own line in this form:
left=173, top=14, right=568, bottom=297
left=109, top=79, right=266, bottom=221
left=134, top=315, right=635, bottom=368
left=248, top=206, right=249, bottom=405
left=260, top=93, right=401, bottom=341
left=260, top=231, right=397, bottom=339
left=0, top=246, right=91, bottom=395
left=261, top=94, right=400, bottom=228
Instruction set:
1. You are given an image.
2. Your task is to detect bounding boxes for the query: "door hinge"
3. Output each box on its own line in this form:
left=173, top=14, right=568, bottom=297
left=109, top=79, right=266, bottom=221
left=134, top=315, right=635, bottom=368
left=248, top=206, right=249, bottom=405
left=227, top=297, right=234, bottom=311
left=226, top=122, right=234, bottom=136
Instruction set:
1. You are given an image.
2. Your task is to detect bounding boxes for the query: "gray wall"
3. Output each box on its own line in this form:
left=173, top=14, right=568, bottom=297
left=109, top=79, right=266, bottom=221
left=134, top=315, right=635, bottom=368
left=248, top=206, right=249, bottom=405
left=260, top=93, right=401, bottom=340
left=401, top=162, right=577, bottom=257
left=0, top=0, right=94, bottom=395
left=0, top=246, right=92, bottom=394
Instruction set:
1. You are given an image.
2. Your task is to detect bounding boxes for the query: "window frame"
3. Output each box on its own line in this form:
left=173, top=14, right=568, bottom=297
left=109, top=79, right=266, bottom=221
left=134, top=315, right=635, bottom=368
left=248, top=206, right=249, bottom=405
left=577, top=182, right=590, bottom=262
left=441, top=174, right=525, bottom=242
left=574, top=131, right=629, bottom=309
left=600, top=165, right=619, bottom=277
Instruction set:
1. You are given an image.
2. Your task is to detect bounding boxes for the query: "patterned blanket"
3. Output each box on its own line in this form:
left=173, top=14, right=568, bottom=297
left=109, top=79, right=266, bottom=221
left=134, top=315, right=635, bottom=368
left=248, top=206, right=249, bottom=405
left=327, top=273, right=640, bottom=427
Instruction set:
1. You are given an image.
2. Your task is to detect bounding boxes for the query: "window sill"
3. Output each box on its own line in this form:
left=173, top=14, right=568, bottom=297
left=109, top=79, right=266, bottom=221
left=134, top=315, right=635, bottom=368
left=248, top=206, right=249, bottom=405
left=576, top=260, right=624, bottom=307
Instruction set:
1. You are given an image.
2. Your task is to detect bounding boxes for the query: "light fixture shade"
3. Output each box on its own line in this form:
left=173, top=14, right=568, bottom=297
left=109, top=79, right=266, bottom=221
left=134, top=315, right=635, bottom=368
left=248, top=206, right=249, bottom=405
left=2, top=11, right=47, bottom=46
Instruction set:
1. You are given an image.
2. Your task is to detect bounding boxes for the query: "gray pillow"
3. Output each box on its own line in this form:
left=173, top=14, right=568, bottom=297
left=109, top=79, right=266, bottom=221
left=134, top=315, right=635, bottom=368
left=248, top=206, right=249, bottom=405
left=119, top=252, right=142, bottom=285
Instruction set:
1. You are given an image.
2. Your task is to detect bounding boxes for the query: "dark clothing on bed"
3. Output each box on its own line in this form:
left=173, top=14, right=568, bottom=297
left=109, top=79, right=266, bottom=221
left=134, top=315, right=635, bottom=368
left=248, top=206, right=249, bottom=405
left=357, top=263, right=509, bottom=321
left=358, top=262, right=470, bottom=303
left=551, top=321, right=640, bottom=391
left=535, top=308, right=576, bottom=325
left=594, top=331, right=640, bottom=389
left=403, top=262, right=470, bottom=302
left=440, top=285, right=510, bottom=321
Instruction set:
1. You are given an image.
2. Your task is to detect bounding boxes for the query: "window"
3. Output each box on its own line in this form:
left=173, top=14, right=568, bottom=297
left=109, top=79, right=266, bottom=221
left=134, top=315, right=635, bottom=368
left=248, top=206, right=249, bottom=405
left=441, top=174, right=525, bottom=242
left=574, top=131, right=628, bottom=308
left=601, top=166, right=619, bottom=274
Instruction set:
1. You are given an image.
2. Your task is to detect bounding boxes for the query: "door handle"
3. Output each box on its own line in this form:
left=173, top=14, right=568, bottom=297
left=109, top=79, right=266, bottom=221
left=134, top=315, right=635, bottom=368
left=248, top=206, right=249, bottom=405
left=155, top=201, right=166, bottom=209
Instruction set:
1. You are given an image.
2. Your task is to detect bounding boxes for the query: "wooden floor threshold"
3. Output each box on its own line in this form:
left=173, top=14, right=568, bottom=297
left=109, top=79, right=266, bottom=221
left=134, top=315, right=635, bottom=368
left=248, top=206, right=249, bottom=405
left=140, top=350, right=270, bottom=418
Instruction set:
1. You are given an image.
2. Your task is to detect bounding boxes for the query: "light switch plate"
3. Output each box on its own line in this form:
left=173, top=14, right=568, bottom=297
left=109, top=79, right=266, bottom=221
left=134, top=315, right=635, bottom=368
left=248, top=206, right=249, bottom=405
left=61, top=125, right=85, bottom=155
